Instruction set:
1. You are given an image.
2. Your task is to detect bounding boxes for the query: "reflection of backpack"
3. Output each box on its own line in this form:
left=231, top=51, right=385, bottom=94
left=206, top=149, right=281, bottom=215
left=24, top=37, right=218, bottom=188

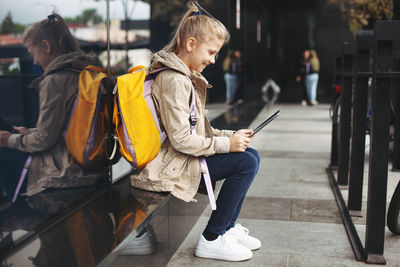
left=113, top=65, right=167, bottom=169
left=65, top=65, right=113, bottom=168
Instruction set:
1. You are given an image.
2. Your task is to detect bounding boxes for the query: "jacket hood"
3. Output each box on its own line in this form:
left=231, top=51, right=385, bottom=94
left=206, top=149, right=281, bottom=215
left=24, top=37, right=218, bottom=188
left=44, top=52, right=93, bottom=76
left=151, top=50, right=211, bottom=89
left=30, top=52, right=92, bottom=90
left=151, top=50, right=191, bottom=76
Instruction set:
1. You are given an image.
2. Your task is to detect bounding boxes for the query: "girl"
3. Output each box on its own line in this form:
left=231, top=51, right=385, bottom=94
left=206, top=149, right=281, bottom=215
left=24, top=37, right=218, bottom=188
left=0, top=13, right=105, bottom=201
left=130, top=1, right=260, bottom=262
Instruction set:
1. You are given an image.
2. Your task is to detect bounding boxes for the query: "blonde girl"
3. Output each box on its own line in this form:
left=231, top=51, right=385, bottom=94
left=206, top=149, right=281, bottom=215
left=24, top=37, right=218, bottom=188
left=130, top=1, right=261, bottom=261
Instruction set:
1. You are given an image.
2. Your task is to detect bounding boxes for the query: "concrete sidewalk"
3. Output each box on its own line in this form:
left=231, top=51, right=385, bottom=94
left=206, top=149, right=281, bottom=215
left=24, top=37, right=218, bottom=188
left=167, top=103, right=400, bottom=266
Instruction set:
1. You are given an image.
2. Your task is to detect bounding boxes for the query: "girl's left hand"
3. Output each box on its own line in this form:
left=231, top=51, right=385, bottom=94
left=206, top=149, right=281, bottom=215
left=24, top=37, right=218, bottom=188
left=235, top=129, right=253, bottom=138
left=0, top=130, right=11, bottom=147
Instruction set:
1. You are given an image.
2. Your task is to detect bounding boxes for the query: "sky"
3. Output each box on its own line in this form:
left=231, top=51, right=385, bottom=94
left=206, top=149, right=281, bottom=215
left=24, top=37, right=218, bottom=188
left=0, top=0, right=150, bottom=25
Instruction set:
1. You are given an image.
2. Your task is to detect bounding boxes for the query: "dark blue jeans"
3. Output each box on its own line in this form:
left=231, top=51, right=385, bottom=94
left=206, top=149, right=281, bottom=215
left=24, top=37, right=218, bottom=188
left=201, top=147, right=260, bottom=235
left=0, top=148, right=30, bottom=201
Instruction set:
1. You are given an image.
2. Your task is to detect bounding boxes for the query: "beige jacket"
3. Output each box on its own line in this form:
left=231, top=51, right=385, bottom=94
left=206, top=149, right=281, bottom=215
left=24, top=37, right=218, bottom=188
left=8, top=52, right=106, bottom=196
left=130, top=51, right=234, bottom=202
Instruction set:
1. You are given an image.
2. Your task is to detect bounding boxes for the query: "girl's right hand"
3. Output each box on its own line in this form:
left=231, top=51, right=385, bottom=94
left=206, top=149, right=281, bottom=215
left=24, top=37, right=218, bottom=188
left=229, top=129, right=252, bottom=152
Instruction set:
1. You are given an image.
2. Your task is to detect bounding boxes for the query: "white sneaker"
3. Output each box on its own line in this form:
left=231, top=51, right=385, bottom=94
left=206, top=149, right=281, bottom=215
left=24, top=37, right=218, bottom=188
left=119, top=226, right=156, bottom=255
left=195, top=234, right=252, bottom=261
left=225, top=223, right=261, bottom=250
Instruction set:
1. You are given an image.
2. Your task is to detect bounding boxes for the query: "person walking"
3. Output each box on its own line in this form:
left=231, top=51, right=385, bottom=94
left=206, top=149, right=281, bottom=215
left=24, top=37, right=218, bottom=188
left=130, top=1, right=261, bottom=262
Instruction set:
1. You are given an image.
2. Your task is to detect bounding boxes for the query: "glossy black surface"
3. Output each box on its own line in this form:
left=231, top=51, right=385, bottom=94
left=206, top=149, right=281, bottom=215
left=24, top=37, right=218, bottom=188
left=0, top=100, right=265, bottom=267
left=0, top=177, right=169, bottom=266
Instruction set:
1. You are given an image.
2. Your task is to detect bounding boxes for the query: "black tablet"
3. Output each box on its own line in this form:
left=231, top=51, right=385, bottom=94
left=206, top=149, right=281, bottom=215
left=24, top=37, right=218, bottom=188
left=249, top=110, right=280, bottom=137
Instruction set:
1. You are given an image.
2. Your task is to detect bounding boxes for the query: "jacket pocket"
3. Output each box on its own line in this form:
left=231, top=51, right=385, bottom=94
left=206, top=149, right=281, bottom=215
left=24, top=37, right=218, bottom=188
left=160, top=148, right=187, bottom=178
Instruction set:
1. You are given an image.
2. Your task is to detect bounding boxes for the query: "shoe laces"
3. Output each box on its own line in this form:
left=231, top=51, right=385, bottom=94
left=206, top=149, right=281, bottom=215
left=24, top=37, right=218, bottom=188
left=220, top=233, right=239, bottom=248
left=233, top=223, right=249, bottom=236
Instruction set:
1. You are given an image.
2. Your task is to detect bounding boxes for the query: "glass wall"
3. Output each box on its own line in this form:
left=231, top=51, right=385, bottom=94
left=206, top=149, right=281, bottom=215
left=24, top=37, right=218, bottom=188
left=0, top=1, right=152, bottom=266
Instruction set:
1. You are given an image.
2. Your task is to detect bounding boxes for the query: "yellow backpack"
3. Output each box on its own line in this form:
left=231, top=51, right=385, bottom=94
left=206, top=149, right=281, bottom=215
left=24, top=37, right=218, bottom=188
left=113, top=65, right=167, bottom=169
left=65, top=65, right=113, bottom=168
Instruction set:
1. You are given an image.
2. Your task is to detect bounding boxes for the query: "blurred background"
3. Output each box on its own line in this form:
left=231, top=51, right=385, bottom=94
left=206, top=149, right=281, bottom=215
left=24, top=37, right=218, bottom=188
left=0, top=0, right=397, bottom=126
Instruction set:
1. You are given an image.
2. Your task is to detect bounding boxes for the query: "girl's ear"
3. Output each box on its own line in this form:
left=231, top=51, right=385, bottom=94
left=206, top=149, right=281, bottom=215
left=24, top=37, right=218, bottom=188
left=41, top=40, right=52, bottom=54
left=186, top=37, right=196, bottom=53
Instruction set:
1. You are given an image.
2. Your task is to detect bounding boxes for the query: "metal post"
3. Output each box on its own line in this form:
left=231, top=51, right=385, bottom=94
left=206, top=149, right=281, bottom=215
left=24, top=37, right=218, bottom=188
left=330, top=47, right=342, bottom=168
left=348, top=31, right=373, bottom=215
left=364, top=21, right=400, bottom=264
left=337, top=42, right=355, bottom=186
left=106, top=0, right=111, bottom=77
left=392, top=41, right=400, bottom=171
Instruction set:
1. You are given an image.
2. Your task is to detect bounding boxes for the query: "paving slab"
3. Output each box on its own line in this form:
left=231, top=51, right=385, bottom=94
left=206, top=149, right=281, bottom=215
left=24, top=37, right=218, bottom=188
left=166, top=103, right=400, bottom=266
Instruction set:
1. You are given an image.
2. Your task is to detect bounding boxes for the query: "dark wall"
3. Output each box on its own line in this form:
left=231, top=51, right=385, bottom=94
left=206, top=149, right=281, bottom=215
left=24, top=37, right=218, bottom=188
left=204, top=0, right=271, bottom=102
left=266, top=1, right=353, bottom=103
left=149, top=0, right=353, bottom=103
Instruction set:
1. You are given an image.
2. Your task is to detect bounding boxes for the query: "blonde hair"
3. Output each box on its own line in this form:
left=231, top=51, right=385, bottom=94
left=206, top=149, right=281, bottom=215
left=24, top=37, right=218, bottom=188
left=23, top=13, right=81, bottom=54
left=310, top=49, right=318, bottom=60
left=163, top=1, right=230, bottom=53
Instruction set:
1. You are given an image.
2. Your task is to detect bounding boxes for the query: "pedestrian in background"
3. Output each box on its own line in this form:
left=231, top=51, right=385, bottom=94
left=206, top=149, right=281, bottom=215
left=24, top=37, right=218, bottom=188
left=296, top=49, right=320, bottom=106
left=234, top=49, right=245, bottom=104
left=296, top=49, right=310, bottom=106
left=307, top=49, right=320, bottom=105
left=222, top=49, right=238, bottom=105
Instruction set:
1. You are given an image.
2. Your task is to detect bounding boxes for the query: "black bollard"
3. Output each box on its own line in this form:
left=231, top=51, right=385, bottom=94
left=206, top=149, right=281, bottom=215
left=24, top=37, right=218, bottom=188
left=392, top=40, right=400, bottom=171
left=337, top=42, right=355, bottom=186
left=330, top=47, right=343, bottom=168
left=348, top=31, right=373, bottom=215
left=364, top=21, right=400, bottom=265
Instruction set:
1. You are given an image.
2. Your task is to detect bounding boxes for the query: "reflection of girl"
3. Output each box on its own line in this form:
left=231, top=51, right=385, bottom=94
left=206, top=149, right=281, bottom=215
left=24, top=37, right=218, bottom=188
left=0, top=13, right=105, bottom=202
left=222, top=49, right=238, bottom=105
left=130, top=1, right=261, bottom=261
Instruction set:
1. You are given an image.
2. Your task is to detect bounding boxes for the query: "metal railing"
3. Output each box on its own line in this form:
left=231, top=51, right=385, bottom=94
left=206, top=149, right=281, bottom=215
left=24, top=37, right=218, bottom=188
left=327, top=20, right=400, bottom=265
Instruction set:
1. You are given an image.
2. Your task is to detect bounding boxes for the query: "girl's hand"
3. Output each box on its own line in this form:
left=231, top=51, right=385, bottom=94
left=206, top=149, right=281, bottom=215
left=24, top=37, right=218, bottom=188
left=0, top=130, right=11, bottom=147
left=13, top=126, right=29, bottom=135
left=229, top=129, right=253, bottom=152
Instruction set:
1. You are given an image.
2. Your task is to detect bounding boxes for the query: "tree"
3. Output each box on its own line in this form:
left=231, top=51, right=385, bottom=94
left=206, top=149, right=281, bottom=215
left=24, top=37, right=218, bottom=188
left=0, top=11, right=25, bottom=34
left=327, top=0, right=394, bottom=32
left=80, top=8, right=103, bottom=24
left=1, top=12, right=15, bottom=34
left=65, top=8, right=103, bottom=24
left=146, top=0, right=212, bottom=26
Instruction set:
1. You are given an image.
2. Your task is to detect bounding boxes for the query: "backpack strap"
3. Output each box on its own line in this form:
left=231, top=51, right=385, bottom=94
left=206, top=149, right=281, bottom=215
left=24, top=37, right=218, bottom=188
left=185, top=76, right=216, bottom=211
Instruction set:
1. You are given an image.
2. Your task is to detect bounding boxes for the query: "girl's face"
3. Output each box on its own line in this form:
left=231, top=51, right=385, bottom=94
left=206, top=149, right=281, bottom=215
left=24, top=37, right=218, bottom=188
left=187, top=37, right=223, bottom=73
left=303, top=50, right=310, bottom=60
left=27, top=41, right=52, bottom=69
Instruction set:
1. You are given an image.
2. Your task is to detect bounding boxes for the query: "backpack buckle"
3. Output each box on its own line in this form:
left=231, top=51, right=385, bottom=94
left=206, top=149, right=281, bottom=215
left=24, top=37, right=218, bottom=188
left=189, top=114, right=197, bottom=126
